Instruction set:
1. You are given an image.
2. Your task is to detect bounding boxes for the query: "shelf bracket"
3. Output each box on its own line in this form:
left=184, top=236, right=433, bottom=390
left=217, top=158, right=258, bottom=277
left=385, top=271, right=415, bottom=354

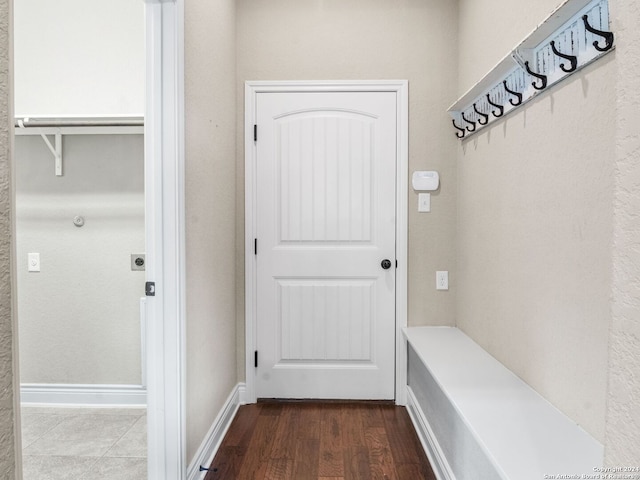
left=39, top=131, right=63, bottom=176
left=17, top=118, right=63, bottom=176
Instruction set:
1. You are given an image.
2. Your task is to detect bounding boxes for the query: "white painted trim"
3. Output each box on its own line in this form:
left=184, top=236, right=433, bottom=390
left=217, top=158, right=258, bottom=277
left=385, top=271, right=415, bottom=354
left=244, top=83, right=258, bottom=403
left=140, top=297, right=148, bottom=388
left=406, top=386, right=455, bottom=480
left=15, top=126, right=144, bottom=136
left=186, top=383, right=247, bottom=480
left=238, top=382, right=250, bottom=405
left=144, top=1, right=186, bottom=479
left=394, top=81, right=409, bottom=407
left=244, top=80, right=409, bottom=404
left=20, top=384, right=147, bottom=406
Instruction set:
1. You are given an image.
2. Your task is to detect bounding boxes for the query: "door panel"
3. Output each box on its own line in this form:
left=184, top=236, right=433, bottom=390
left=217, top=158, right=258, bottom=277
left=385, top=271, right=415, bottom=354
left=277, top=112, right=373, bottom=243
left=277, top=279, right=374, bottom=361
left=256, top=91, right=397, bottom=399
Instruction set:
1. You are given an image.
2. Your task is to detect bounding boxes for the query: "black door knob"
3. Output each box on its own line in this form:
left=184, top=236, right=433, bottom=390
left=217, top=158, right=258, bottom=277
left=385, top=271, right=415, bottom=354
left=381, top=259, right=392, bottom=270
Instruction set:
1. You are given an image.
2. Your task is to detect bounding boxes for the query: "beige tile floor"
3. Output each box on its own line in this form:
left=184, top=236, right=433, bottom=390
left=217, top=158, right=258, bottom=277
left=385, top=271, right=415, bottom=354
left=21, top=406, right=147, bottom=480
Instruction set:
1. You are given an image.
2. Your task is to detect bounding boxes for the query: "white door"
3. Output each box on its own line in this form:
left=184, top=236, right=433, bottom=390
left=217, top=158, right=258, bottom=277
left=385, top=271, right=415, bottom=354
left=255, top=91, right=397, bottom=399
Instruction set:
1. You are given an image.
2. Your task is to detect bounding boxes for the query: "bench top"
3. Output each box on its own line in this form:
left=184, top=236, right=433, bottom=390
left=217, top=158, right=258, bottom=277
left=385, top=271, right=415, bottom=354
left=404, top=326, right=603, bottom=480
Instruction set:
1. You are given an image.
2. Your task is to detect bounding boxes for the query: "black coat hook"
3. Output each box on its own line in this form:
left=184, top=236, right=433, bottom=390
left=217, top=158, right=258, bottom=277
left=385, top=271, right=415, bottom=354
left=549, top=40, right=577, bottom=73
left=486, top=93, right=504, bottom=118
left=502, top=80, right=523, bottom=106
left=582, top=15, right=614, bottom=52
left=461, top=112, right=476, bottom=132
left=525, top=61, right=548, bottom=90
left=473, top=103, right=489, bottom=125
left=452, top=119, right=466, bottom=139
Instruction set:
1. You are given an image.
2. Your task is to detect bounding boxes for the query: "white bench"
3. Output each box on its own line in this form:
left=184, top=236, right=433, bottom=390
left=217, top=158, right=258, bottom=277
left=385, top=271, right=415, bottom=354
left=404, top=326, right=603, bottom=480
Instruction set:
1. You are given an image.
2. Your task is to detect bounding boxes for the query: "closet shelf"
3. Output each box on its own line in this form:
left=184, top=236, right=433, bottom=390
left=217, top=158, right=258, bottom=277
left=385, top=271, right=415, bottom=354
left=449, top=0, right=614, bottom=139
left=15, top=116, right=144, bottom=177
left=15, top=116, right=144, bottom=128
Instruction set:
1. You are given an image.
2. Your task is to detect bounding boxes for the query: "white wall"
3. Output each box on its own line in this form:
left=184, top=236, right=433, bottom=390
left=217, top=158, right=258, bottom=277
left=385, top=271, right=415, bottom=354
left=184, top=0, right=238, bottom=463
left=0, top=0, right=18, bottom=474
left=15, top=134, right=145, bottom=385
left=12, top=0, right=145, bottom=388
left=13, top=0, right=144, bottom=117
left=235, top=0, right=460, bottom=379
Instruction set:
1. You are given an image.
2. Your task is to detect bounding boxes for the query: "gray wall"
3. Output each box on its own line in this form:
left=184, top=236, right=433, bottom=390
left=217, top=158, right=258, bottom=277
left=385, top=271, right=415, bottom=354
left=0, top=0, right=18, bottom=476
left=235, top=0, right=460, bottom=380
left=605, top=0, right=640, bottom=464
left=15, top=134, right=144, bottom=385
left=456, top=0, right=640, bottom=459
left=1, top=0, right=638, bottom=471
left=185, top=0, right=238, bottom=463
left=456, top=0, right=613, bottom=443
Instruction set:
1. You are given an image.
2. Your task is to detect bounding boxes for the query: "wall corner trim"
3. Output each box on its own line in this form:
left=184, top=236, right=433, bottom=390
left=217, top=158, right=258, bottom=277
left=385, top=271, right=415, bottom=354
left=186, top=383, right=246, bottom=480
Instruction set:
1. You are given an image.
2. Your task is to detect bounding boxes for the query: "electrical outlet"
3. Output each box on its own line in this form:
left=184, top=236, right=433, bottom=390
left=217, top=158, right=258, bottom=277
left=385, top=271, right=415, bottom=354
left=131, top=254, right=146, bottom=271
left=436, top=271, right=448, bottom=290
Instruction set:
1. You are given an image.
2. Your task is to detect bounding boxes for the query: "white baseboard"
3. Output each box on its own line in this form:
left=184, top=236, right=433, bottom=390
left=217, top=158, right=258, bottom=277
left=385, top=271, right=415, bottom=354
left=187, top=383, right=246, bottom=480
left=20, top=383, right=147, bottom=406
left=238, top=382, right=249, bottom=405
left=406, top=386, right=455, bottom=480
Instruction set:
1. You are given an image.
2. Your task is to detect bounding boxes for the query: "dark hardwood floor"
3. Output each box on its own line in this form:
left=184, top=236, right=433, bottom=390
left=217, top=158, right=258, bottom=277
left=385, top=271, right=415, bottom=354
left=205, top=401, right=436, bottom=480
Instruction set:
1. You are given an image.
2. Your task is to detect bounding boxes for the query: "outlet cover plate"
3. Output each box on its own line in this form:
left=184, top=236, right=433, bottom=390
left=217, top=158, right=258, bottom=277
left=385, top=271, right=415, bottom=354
left=436, top=271, right=449, bottom=290
left=131, top=254, right=146, bottom=271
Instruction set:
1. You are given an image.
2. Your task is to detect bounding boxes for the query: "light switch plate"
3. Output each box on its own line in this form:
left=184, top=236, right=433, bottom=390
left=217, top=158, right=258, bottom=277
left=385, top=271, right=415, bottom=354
left=418, top=193, right=431, bottom=212
left=28, top=253, right=40, bottom=272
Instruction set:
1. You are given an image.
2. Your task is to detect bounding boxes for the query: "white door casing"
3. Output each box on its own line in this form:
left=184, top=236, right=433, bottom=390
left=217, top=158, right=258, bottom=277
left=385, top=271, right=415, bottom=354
left=144, top=0, right=186, bottom=479
left=245, top=81, right=408, bottom=404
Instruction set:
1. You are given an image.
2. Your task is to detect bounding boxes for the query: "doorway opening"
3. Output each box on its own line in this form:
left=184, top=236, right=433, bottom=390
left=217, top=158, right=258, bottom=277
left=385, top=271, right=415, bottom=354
left=244, top=81, right=409, bottom=404
left=15, top=124, right=147, bottom=478
left=12, top=1, right=150, bottom=478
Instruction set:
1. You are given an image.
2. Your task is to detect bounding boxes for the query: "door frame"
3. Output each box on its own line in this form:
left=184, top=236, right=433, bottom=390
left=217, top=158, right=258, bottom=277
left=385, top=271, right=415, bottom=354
left=144, top=1, right=186, bottom=479
left=9, top=1, right=186, bottom=478
left=244, top=80, right=409, bottom=405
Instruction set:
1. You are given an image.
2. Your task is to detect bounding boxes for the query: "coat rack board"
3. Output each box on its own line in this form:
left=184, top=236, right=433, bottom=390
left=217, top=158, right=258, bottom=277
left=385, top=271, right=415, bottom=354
left=448, top=0, right=614, bottom=139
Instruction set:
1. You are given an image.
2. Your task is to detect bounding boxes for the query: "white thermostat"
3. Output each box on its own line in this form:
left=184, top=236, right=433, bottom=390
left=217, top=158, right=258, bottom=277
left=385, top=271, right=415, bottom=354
left=412, top=171, right=439, bottom=191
